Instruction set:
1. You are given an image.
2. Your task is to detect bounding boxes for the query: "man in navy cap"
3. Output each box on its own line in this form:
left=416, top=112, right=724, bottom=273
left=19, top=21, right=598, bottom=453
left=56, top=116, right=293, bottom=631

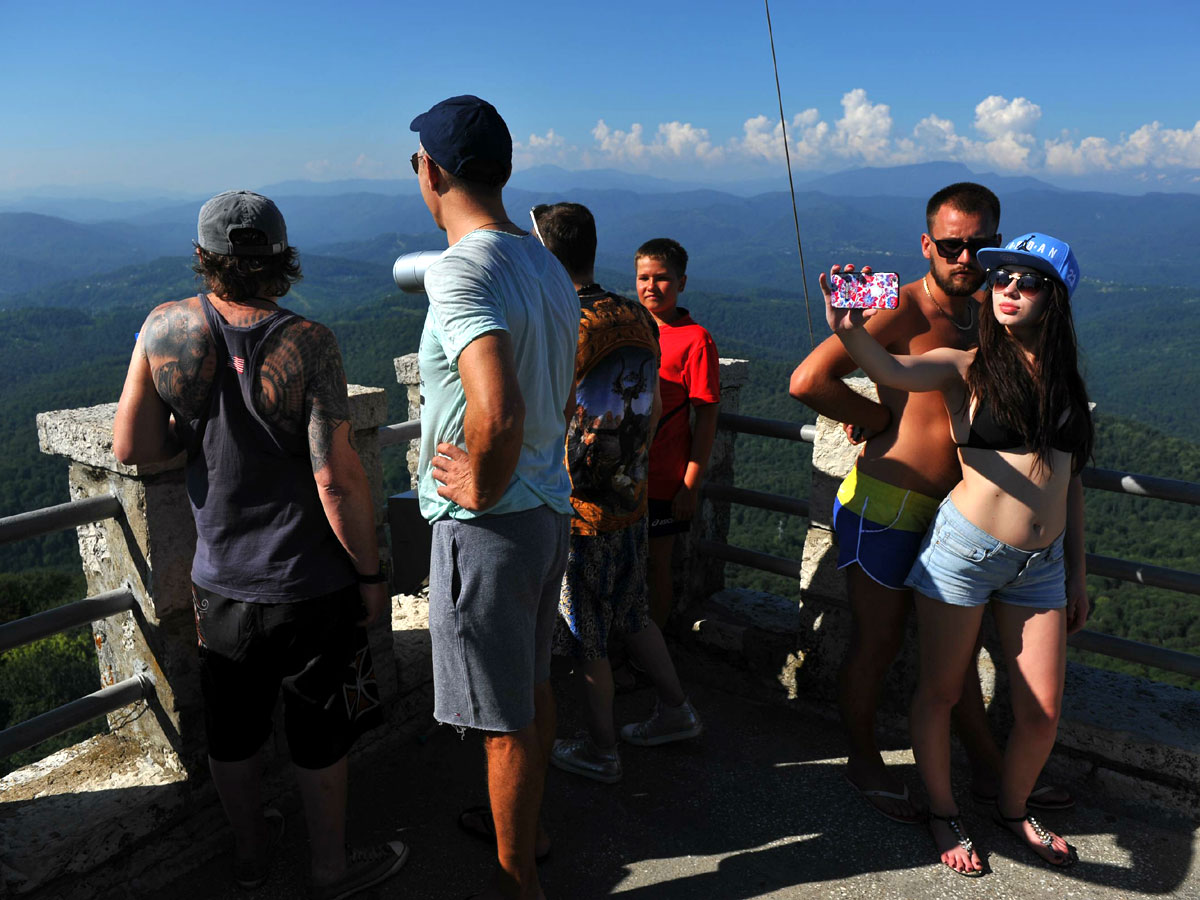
left=409, top=96, right=579, bottom=899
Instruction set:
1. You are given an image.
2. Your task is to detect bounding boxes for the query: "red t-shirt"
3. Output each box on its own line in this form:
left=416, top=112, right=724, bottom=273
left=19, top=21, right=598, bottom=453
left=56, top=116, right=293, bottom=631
left=648, top=309, right=720, bottom=500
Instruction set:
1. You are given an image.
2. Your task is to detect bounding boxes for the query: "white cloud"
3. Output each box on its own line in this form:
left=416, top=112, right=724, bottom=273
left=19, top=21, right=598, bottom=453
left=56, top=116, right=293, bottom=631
left=962, top=95, right=1042, bottom=170
left=587, top=118, right=724, bottom=167
left=974, top=95, right=1041, bottom=140
left=555, top=90, right=1200, bottom=179
left=734, top=110, right=829, bottom=165
left=513, top=129, right=573, bottom=168
left=830, top=89, right=895, bottom=163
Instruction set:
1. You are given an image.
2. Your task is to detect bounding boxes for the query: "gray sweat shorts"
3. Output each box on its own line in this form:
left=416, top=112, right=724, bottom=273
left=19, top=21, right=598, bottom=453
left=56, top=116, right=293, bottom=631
left=429, top=505, right=570, bottom=733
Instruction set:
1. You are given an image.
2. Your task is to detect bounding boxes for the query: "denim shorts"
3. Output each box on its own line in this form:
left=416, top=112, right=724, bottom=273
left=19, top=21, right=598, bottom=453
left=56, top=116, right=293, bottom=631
left=904, top=497, right=1067, bottom=609
left=429, top=506, right=570, bottom=733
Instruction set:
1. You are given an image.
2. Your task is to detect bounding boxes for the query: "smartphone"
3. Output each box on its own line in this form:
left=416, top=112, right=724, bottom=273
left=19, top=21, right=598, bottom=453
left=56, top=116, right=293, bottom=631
left=829, top=271, right=899, bottom=309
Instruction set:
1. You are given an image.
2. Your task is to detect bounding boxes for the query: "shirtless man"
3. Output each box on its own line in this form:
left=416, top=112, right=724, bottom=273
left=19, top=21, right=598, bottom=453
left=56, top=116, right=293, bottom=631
left=789, top=182, right=1070, bottom=822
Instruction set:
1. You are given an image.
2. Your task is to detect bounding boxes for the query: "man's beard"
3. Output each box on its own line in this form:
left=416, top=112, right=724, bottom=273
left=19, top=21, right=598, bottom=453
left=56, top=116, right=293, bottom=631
left=929, top=261, right=985, bottom=297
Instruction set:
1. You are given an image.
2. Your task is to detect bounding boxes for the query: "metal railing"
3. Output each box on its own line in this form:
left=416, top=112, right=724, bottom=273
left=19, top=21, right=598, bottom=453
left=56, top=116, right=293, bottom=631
left=711, top=412, right=1200, bottom=680
left=0, top=674, right=153, bottom=761
left=0, top=494, right=122, bottom=545
left=0, top=496, right=148, bottom=760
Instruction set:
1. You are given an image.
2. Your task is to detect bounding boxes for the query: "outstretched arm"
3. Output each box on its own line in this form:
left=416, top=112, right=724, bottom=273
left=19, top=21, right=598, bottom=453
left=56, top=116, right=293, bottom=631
left=823, top=267, right=966, bottom=394
left=304, top=324, right=388, bottom=626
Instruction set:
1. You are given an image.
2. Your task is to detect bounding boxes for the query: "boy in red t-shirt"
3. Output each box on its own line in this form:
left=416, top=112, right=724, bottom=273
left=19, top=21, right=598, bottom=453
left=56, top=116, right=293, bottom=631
left=635, top=238, right=720, bottom=627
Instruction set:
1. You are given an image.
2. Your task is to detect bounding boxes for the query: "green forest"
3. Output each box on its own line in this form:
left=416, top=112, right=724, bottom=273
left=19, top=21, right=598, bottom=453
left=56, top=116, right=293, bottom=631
left=2, top=256, right=1198, bottom=775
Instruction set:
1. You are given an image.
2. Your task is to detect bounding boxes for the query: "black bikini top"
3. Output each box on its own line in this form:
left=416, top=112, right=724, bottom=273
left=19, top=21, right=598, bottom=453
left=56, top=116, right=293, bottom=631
left=958, top=394, right=1080, bottom=454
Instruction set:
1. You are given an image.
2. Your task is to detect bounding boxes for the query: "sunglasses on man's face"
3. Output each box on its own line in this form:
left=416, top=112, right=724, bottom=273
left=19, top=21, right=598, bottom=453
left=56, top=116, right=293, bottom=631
left=410, top=152, right=424, bottom=175
left=986, top=269, right=1050, bottom=295
left=930, top=234, right=1002, bottom=259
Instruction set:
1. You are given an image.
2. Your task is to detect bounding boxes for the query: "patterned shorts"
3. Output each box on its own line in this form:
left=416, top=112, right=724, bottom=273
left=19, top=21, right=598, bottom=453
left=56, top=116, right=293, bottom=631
left=193, top=583, right=382, bottom=769
left=553, top=518, right=651, bottom=660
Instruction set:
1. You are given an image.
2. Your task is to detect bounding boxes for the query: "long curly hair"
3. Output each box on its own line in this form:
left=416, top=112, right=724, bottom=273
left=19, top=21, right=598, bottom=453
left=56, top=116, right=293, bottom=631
left=193, top=239, right=302, bottom=301
left=965, top=278, right=1094, bottom=474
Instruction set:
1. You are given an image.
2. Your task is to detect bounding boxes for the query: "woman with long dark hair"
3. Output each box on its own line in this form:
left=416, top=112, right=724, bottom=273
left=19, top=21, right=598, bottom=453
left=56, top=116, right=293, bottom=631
left=825, top=233, right=1092, bottom=876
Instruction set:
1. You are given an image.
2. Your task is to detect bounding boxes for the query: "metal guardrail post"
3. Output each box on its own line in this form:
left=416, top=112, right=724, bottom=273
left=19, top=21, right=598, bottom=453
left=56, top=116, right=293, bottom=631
left=1086, top=554, right=1200, bottom=597
left=702, top=483, right=810, bottom=518
left=0, top=673, right=153, bottom=761
left=0, top=588, right=137, bottom=654
left=0, top=494, right=122, bottom=546
left=1082, top=467, right=1200, bottom=507
left=718, top=413, right=816, bottom=443
left=1068, top=631, right=1200, bottom=680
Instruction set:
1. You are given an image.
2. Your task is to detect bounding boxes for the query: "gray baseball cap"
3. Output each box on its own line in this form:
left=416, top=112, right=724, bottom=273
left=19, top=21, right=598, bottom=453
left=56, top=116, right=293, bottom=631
left=196, top=190, right=288, bottom=256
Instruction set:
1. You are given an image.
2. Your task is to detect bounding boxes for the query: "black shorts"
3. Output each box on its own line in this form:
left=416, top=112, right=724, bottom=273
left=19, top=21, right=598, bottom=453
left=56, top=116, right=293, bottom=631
left=647, top=497, right=693, bottom=538
left=193, top=583, right=382, bottom=769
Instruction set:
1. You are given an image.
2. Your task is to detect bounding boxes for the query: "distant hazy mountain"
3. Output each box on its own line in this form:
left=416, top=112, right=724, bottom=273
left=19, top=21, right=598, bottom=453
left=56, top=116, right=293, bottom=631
left=509, top=165, right=718, bottom=194
left=7, top=174, right=1200, bottom=298
left=256, top=178, right=415, bottom=197
left=0, top=212, right=179, bottom=297
left=799, top=162, right=1064, bottom=197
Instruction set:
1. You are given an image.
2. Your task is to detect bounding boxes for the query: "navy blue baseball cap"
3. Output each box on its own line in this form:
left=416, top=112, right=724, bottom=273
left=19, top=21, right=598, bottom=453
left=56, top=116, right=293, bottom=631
left=410, top=95, right=512, bottom=186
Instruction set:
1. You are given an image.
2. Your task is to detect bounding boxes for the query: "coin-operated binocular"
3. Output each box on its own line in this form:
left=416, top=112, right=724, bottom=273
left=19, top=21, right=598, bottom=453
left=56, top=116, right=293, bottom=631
left=391, top=250, right=445, bottom=294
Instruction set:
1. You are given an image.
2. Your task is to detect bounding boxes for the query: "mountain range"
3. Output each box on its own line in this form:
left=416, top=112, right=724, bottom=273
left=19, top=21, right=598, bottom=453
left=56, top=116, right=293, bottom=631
left=4, top=161, right=1200, bottom=303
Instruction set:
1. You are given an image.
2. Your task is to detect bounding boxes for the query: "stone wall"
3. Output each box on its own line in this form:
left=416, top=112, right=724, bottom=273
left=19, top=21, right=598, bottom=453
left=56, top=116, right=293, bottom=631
left=0, top=388, right=401, bottom=897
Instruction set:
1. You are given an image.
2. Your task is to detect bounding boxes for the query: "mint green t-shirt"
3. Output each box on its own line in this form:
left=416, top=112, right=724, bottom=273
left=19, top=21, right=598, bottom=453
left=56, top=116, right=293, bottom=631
left=417, top=230, right=579, bottom=522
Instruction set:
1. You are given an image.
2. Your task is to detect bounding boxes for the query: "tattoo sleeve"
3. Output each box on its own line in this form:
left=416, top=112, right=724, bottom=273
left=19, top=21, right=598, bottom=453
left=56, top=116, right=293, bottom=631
left=143, top=302, right=214, bottom=421
left=303, top=325, right=352, bottom=473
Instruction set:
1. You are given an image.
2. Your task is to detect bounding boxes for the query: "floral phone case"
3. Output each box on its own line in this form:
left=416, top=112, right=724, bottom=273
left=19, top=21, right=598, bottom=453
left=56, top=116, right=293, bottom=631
left=830, top=272, right=899, bottom=309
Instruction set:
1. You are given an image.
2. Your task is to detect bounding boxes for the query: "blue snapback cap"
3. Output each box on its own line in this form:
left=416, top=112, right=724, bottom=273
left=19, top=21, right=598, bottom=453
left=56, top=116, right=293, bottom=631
left=977, top=232, right=1081, bottom=298
left=409, top=95, right=512, bottom=184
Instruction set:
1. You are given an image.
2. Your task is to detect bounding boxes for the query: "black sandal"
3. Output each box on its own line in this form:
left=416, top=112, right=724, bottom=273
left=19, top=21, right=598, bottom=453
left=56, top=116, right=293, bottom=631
left=457, top=805, right=552, bottom=863
left=994, top=810, right=1077, bottom=868
left=929, top=812, right=985, bottom=877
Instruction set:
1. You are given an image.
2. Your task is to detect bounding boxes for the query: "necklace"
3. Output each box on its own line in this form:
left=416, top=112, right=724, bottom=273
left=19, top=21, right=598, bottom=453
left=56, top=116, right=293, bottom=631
left=474, top=219, right=516, bottom=232
left=922, top=276, right=974, bottom=332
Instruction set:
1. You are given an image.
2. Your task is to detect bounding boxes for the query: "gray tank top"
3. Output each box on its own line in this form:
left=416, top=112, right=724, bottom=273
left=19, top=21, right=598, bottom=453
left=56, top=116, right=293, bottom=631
left=182, top=293, right=355, bottom=602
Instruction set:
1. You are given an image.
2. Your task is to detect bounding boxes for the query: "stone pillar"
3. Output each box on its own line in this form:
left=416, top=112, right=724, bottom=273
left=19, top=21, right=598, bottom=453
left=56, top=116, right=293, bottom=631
left=36, top=387, right=394, bottom=771
left=675, top=358, right=749, bottom=622
left=38, top=403, right=198, bottom=769
left=394, top=353, right=423, bottom=488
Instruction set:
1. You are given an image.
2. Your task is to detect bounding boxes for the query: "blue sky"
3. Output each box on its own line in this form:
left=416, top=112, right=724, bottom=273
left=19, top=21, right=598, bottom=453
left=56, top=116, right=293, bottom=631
left=2, top=0, right=1198, bottom=193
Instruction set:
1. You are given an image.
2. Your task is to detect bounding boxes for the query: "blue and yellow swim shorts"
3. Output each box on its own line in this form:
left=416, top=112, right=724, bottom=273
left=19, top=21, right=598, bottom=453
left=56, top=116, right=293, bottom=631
left=831, top=466, right=942, bottom=591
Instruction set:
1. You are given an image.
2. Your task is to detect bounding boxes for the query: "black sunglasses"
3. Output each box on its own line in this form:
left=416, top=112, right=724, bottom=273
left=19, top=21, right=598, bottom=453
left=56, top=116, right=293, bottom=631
left=410, top=151, right=430, bottom=175
left=986, top=269, right=1050, bottom=295
left=930, top=234, right=1002, bottom=259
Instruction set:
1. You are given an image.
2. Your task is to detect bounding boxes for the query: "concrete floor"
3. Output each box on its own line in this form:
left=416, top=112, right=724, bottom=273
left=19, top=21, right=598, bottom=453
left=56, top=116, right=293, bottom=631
left=150, top=671, right=1200, bottom=900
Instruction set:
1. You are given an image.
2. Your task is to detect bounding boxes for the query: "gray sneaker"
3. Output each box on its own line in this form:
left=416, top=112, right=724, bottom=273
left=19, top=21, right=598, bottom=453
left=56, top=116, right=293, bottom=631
left=311, top=840, right=409, bottom=900
left=550, top=735, right=622, bottom=783
left=620, top=699, right=703, bottom=746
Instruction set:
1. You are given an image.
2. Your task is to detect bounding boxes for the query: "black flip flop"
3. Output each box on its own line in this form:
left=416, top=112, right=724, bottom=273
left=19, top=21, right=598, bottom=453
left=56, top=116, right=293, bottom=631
left=457, top=805, right=551, bottom=863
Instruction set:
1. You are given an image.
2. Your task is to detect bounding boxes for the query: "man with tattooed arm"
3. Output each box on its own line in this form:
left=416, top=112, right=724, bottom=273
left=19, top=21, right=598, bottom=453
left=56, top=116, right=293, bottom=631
left=113, top=191, right=407, bottom=899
